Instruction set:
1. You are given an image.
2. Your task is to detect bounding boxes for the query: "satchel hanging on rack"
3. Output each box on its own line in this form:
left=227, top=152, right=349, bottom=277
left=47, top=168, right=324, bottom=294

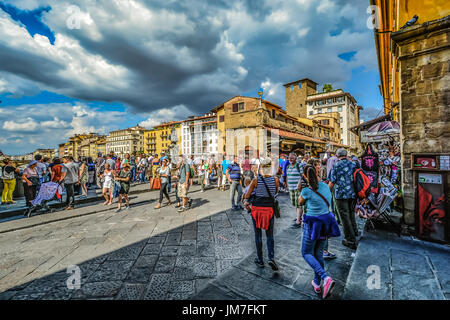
left=260, top=175, right=280, bottom=218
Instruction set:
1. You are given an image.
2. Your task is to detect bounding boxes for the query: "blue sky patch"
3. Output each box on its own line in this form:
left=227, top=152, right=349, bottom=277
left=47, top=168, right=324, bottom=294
left=0, top=2, right=55, bottom=45
left=338, top=51, right=357, bottom=62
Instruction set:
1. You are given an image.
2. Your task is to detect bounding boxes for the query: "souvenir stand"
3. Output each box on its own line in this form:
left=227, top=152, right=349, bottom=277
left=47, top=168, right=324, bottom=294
left=355, top=121, right=402, bottom=235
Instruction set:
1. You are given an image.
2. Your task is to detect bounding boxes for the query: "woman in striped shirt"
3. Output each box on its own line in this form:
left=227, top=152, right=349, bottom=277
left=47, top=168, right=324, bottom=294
left=243, top=158, right=279, bottom=271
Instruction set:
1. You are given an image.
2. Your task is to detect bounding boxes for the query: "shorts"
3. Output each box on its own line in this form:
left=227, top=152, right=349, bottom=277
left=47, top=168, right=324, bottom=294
left=289, top=189, right=301, bottom=208
left=178, top=183, right=188, bottom=198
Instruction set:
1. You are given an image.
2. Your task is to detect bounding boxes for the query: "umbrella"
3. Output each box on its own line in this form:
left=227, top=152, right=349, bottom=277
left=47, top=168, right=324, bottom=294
left=367, top=121, right=400, bottom=137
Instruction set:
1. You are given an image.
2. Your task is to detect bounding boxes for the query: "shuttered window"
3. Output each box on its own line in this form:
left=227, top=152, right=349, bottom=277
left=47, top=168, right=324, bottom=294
left=232, top=103, right=238, bottom=112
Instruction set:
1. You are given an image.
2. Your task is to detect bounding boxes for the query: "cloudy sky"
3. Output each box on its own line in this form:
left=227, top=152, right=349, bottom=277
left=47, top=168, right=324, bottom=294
left=0, top=0, right=383, bottom=155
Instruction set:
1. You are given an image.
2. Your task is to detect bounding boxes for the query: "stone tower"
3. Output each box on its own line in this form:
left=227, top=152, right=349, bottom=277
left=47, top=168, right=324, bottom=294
left=284, top=78, right=318, bottom=118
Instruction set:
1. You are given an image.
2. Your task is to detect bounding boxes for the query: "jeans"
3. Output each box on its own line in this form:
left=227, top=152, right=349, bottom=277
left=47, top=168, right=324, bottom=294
left=159, top=182, right=170, bottom=203
left=130, top=166, right=137, bottom=182
left=230, top=180, right=242, bottom=208
left=302, top=223, right=328, bottom=285
left=65, top=183, right=76, bottom=208
left=168, top=175, right=172, bottom=193
left=252, top=216, right=274, bottom=262
left=336, top=198, right=358, bottom=243
left=139, top=168, right=146, bottom=182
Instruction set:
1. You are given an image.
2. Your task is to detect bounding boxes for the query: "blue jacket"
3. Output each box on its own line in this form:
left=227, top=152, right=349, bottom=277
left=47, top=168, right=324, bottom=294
left=303, top=212, right=341, bottom=240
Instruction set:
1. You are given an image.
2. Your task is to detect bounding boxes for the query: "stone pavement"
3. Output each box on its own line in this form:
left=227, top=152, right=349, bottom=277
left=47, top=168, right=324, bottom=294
left=193, top=209, right=360, bottom=300
left=0, top=186, right=265, bottom=300
left=0, top=182, right=152, bottom=221
left=343, top=228, right=450, bottom=300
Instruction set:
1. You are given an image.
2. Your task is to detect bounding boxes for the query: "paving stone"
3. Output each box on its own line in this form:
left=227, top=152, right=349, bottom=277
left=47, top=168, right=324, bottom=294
left=116, top=283, right=146, bottom=300
left=168, top=227, right=183, bottom=234
left=166, top=291, right=194, bottom=300
left=390, top=249, right=434, bottom=277
left=165, top=233, right=182, bottom=246
left=197, top=241, right=215, bottom=257
left=141, top=243, right=163, bottom=255
left=0, top=290, right=18, bottom=300
left=215, top=245, right=243, bottom=260
left=133, top=255, right=158, bottom=269
left=20, top=278, right=57, bottom=294
left=169, top=280, right=195, bottom=293
left=182, top=230, right=197, bottom=241
left=105, top=246, right=143, bottom=261
left=217, top=259, right=240, bottom=275
left=195, top=278, right=214, bottom=294
left=160, top=246, right=180, bottom=257
left=143, top=274, right=171, bottom=300
left=175, top=256, right=196, bottom=268
left=125, top=266, right=153, bottom=283
left=172, top=267, right=196, bottom=281
left=392, top=270, right=445, bottom=300
left=72, top=281, right=123, bottom=299
left=214, top=229, right=239, bottom=246
left=178, top=245, right=196, bottom=256
left=77, top=237, right=106, bottom=246
left=183, top=223, right=197, bottom=231
left=154, top=256, right=176, bottom=273
left=10, top=292, right=47, bottom=300
left=88, top=260, right=134, bottom=282
left=42, top=286, right=74, bottom=300
left=197, top=231, right=214, bottom=242
left=147, top=235, right=166, bottom=244
left=194, top=258, right=217, bottom=278
left=180, top=240, right=196, bottom=246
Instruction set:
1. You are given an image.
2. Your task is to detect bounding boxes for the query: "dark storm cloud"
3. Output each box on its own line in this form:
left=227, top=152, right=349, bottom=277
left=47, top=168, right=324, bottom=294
left=0, top=0, right=379, bottom=117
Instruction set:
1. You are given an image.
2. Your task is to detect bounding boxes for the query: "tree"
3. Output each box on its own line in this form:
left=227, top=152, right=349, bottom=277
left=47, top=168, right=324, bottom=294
left=322, top=84, right=333, bottom=92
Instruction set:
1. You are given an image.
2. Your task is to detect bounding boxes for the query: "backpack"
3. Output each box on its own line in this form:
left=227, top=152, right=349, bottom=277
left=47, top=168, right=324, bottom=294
left=353, top=168, right=371, bottom=199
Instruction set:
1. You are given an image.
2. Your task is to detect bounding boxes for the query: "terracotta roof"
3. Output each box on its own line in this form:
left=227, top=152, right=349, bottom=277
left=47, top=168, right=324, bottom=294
left=266, top=127, right=326, bottom=144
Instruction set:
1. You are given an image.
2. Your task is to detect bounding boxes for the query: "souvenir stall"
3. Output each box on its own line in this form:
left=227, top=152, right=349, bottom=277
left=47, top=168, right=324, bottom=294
left=355, top=121, right=403, bottom=235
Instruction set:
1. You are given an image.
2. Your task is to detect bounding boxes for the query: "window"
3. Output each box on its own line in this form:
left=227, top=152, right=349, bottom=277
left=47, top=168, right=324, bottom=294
left=340, top=117, right=343, bottom=122
left=327, top=99, right=332, bottom=104
left=299, top=103, right=302, bottom=108
left=219, top=115, right=224, bottom=122
left=338, top=106, right=342, bottom=112
left=298, top=82, right=302, bottom=89
left=337, top=97, right=343, bottom=102
left=272, top=109, right=276, bottom=118
left=232, top=103, right=238, bottom=112
left=327, top=107, right=332, bottom=113
left=290, top=84, right=294, bottom=91
left=238, top=102, right=245, bottom=111
left=309, top=111, right=313, bottom=116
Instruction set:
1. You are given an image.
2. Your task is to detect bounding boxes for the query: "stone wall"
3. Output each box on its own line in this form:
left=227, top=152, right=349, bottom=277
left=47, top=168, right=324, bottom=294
left=392, top=16, right=450, bottom=225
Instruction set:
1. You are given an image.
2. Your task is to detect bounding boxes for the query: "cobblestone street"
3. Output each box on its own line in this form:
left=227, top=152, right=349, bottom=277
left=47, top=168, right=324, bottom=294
left=0, top=187, right=324, bottom=300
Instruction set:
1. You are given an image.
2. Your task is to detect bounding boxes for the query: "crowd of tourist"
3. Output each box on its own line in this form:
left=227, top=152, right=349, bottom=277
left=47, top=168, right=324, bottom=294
left=1, top=147, right=365, bottom=299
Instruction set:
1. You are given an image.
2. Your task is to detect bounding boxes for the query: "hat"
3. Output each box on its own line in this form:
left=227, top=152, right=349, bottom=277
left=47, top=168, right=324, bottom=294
left=28, top=160, right=38, bottom=167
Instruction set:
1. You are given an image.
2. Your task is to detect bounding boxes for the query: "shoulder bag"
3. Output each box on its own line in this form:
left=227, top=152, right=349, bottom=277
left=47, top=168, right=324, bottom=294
left=260, top=175, right=280, bottom=218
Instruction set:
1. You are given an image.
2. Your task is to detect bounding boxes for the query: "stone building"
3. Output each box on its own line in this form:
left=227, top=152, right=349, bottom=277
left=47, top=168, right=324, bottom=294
left=106, top=126, right=147, bottom=157
left=146, top=121, right=182, bottom=156
left=372, top=0, right=449, bottom=229
left=306, top=89, right=362, bottom=153
left=211, top=96, right=326, bottom=157
left=391, top=16, right=450, bottom=225
left=284, top=78, right=319, bottom=118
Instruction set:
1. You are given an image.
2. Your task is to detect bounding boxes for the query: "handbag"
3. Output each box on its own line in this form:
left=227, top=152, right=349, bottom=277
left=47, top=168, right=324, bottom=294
left=260, top=175, right=280, bottom=218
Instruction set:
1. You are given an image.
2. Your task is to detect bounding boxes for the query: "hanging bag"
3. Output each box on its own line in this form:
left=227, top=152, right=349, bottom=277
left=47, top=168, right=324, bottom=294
left=260, top=175, right=281, bottom=218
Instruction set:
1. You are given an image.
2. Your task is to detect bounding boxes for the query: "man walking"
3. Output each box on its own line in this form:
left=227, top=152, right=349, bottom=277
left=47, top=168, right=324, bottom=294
left=177, top=156, right=192, bottom=212
left=95, top=152, right=105, bottom=189
left=227, top=155, right=243, bottom=211
left=328, top=148, right=358, bottom=249
left=130, top=152, right=137, bottom=183
left=138, top=154, right=148, bottom=183
left=62, top=156, right=79, bottom=210
left=284, top=153, right=305, bottom=228
left=326, top=152, right=341, bottom=224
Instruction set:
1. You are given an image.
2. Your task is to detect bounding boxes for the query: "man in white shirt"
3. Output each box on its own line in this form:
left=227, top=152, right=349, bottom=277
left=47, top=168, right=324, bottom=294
left=138, top=155, right=148, bottom=183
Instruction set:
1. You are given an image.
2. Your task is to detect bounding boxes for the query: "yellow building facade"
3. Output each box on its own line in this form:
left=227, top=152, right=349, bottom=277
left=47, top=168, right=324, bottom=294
left=370, top=0, right=449, bottom=120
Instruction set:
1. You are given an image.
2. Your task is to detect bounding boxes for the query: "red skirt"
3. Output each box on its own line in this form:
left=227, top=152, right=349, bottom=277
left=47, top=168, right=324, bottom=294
left=251, top=206, right=274, bottom=231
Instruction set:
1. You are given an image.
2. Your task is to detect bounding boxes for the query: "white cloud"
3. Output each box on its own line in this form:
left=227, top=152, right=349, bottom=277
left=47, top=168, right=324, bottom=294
left=140, top=105, right=192, bottom=128
left=3, top=118, right=39, bottom=131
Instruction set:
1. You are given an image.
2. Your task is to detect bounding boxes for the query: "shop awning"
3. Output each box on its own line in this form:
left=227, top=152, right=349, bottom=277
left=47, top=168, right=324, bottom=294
left=266, top=127, right=326, bottom=144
